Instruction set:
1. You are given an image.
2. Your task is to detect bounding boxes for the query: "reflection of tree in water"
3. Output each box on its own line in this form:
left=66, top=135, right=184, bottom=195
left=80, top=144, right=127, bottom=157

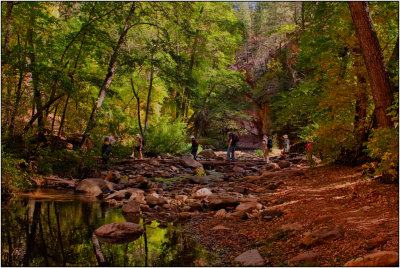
left=2, top=195, right=214, bottom=266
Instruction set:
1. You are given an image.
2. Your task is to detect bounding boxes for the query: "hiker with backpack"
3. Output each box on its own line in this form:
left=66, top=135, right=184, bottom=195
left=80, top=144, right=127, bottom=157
left=190, top=135, right=199, bottom=160
left=262, top=134, right=273, bottom=163
left=227, top=131, right=239, bottom=161
left=101, top=136, right=115, bottom=164
left=130, top=134, right=143, bottom=159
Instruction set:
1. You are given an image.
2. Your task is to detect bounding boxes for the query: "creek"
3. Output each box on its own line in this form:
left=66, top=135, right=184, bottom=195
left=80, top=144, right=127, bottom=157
left=1, top=188, right=216, bottom=266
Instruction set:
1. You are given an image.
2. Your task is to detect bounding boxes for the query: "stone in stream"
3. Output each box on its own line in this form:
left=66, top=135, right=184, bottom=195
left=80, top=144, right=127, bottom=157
left=234, top=249, right=265, bottom=266
left=344, top=251, right=398, bottom=267
left=129, top=188, right=145, bottom=203
left=122, top=199, right=141, bottom=213
left=232, top=166, right=245, bottom=174
left=214, top=209, right=227, bottom=218
left=300, top=226, right=342, bottom=246
left=76, top=178, right=116, bottom=197
left=41, top=176, right=77, bottom=189
left=264, top=162, right=280, bottom=171
left=94, top=222, right=143, bottom=244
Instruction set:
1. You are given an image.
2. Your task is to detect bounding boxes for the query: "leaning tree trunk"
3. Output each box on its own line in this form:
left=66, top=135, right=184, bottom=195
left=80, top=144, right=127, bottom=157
left=348, top=1, right=394, bottom=128
left=80, top=2, right=136, bottom=146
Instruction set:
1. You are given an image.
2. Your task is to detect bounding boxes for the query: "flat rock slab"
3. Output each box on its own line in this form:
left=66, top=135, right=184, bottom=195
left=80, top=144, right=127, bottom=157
left=211, top=225, right=230, bottom=231
left=94, top=222, right=143, bottom=244
left=234, top=249, right=265, bottom=266
left=344, top=251, right=398, bottom=267
left=288, top=251, right=319, bottom=265
left=300, top=226, right=341, bottom=246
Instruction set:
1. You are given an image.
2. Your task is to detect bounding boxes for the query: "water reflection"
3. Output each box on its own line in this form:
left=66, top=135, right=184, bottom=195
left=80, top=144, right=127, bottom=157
left=1, top=189, right=216, bottom=266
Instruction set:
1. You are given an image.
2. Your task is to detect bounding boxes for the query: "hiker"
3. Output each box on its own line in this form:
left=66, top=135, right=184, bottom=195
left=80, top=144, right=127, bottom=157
left=190, top=135, right=199, bottom=160
left=283, top=134, right=290, bottom=154
left=102, top=137, right=112, bottom=164
left=305, top=142, right=314, bottom=165
left=227, top=131, right=239, bottom=161
left=130, top=134, right=143, bottom=159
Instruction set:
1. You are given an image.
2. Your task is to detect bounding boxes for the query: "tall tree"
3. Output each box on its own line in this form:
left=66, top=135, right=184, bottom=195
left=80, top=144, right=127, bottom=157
left=80, top=2, right=137, bottom=146
left=348, top=1, right=394, bottom=128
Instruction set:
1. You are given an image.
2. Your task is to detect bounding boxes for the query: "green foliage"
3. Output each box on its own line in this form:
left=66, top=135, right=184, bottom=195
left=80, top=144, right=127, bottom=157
left=145, top=117, right=190, bottom=154
left=364, top=127, right=399, bottom=180
left=1, top=152, right=33, bottom=193
left=255, top=149, right=263, bottom=156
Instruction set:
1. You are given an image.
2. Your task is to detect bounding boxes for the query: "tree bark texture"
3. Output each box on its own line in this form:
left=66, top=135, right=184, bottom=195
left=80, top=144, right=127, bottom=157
left=3, top=1, right=14, bottom=58
left=348, top=1, right=394, bottom=128
left=80, top=2, right=136, bottom=146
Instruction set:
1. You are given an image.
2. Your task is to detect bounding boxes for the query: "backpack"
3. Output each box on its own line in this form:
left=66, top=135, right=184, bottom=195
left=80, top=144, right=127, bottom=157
left=267, top=137, right=273, bottom=148
left=232, top=133, right=240, bottom=143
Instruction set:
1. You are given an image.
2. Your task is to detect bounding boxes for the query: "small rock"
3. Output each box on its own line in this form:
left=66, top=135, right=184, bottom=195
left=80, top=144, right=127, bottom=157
left=235, top=202, right=262, bottom=213
left=234, top=249, right=264, bottom=266
left=105, top=171, right=121, bottom=183
left=233, top=186, right=246, bottom=194
left=149, top=159, right=160, bottom=166
left=364, top=236, right=388, bottom=250
left=207, top=193, right=239, bottom=210
left=344, top=251, right=398, bottom=267
left=122, top=200, right=141, bottom=213
left=300, top=226, right=341, bottom=246
left=264, top=162, right=280, bottom=171
left=215, top=209, right=227, bottom=218
left=277, top=160, right=291, bottom=169
left=232, top=166, right=245, bottom=174
left=189, top=176, right=210, bottom=184
left=146, top=192, right=167, bottom=206
left=262, top=209, right=284, bottom=221
left=192, top=188, right=212, bottom=199
left=175, top=195, right=188, bottom=202
left=288, top=251, right=319, bottom=265
left=211, top=225, right=230, bottom=231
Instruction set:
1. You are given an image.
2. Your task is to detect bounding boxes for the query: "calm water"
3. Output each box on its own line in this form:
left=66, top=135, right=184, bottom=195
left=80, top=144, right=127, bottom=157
left=1, top=189, right=216, bottom=266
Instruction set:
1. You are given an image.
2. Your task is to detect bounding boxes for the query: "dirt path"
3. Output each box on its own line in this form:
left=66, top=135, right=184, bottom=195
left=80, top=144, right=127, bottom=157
left=191, top=165, right=399, bottom=266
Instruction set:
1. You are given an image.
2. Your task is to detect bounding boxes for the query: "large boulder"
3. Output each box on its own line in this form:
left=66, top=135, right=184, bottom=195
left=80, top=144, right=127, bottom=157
left=76, top=179, right=116, bottom=197
left=94, top=222, right=143, bottom=244
left=181, top=154, right=203, bottom=169
left=344, top=251, right=398, bottom=267
left=207, top=193, right=239, bottom=210
left=41, top=176, right=77, bottom=189
left=234, top=249, right=264, bottom=266
left=300, top=226, right=341, bottom=246
left=198, top=149, right=217, bottom=159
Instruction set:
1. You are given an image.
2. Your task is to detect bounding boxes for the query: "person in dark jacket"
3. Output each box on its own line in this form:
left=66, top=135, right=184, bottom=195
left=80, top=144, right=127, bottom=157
left=191, top=135, right=199, bottom=160
left=226, top=131, right=238, bottom=161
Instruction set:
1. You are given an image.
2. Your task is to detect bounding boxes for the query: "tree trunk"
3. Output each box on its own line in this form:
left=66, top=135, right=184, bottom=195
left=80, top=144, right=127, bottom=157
left=144, top=45, right=155, bottom=137
left=3, top=1, right=14, bottom=58
left=130, top=74, right=144, bottom=136
left=9, top=70, right=24, bottom=134
left=26, top=6, right=46, bottom=141
left=348, top=1, right=394, bottom=128
left=57, top=95, right=69, bottom=137
left=80, top=2, right=136, bottom=146
left=388, top=36, right=399, bottom=94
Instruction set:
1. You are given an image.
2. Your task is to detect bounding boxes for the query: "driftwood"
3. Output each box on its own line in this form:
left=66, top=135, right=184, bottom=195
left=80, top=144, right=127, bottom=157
left=92, top=234, right=106, bottom=266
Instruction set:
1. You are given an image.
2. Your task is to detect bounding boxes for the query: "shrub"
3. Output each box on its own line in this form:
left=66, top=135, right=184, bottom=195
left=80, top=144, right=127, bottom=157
left=145, top=117, right=190, bottom=154
left=364, top=127, right=399, bottom=181
left=1, top=152, right=33, bottom=193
